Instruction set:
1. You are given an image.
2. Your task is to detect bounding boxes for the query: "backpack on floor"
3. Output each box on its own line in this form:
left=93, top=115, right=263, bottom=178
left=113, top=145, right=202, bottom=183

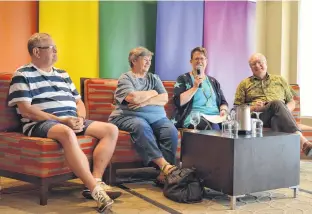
left=163, top=167, right=204, bottom=203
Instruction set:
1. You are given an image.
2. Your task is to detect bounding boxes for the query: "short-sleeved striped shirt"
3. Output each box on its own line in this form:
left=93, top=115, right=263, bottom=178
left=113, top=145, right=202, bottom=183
left=8, top=63, right=81, bottom=136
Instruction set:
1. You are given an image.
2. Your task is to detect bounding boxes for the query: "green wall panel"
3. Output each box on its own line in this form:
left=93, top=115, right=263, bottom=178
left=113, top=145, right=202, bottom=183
left=99, top=1, right=157, bottom=78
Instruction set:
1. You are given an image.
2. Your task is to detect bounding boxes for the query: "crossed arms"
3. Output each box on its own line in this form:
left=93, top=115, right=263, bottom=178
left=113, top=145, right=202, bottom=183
left=125, top=90, right=168, bottom=109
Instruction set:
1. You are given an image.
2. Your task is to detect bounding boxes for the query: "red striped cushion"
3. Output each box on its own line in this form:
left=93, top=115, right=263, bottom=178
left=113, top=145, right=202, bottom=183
left=0, top=74, right=20, bottom=132
left=84, top=79, right=117, bottom=122
left=163, top=81, right=175, bottom=119
left=0, top=132, right=98, bottom=178
left=291, top=84, right=300, bottom=123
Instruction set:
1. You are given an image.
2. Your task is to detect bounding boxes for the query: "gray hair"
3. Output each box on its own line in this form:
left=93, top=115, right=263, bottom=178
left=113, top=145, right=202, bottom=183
left=128, top=47, right=153, bottom=68
left=27, top=33, right=51, bottom=55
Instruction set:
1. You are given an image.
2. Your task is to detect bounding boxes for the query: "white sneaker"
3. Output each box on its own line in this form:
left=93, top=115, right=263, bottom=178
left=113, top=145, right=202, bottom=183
left=99, top=182, right=113, bottom=191
left=82, top=181, right=121, bottom=200
left=92, top=185, right=114, bottom=213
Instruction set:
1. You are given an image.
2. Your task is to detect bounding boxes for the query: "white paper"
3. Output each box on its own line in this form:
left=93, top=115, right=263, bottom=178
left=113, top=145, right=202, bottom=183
left=201, top=114, right=227, bottom=124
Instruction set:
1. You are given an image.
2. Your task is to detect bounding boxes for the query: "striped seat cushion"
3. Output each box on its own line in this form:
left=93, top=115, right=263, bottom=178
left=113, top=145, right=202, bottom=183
left=0, top=74, right=20, bottom=132
left=163, top=81, right=175, bottom=119
left=0, top=132, right=98, bottom=177
left=291, top=84, right=301, bottom=123
left=84, top=78, right=117, bottom=122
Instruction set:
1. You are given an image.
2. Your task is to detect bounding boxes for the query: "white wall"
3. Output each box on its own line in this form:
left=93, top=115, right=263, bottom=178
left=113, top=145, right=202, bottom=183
left=256, top=1, right=312, bottom=125
left=256, top=1, right=298, bottom=84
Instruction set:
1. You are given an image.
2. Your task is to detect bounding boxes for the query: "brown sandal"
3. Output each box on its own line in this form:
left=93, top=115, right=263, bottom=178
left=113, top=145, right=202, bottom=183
left=303, top=141, right=312, bottom=156
left=154, top=164, right=178, bottom=188
left=154, top=172, right=166, bottom=187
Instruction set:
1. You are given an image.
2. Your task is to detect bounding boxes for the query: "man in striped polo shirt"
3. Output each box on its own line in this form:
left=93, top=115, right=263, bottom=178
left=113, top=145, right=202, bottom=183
left=8, top=33, right=121, bottom=213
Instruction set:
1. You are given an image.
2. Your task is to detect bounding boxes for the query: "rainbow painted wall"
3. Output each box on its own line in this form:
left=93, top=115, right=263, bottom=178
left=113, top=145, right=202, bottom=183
left=0, top=1, right=255, bottom=105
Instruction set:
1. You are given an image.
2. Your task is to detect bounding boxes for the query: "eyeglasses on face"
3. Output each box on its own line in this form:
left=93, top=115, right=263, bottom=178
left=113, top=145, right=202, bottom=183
left=250, top=61, right=265, bottom=67
left=192, top=57, right=206, bottom=62
left=36, top=45, right=57, bottom=50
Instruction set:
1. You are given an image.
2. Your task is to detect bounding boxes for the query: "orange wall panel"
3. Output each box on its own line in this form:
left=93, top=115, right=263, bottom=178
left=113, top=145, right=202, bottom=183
left=0, top=2, right=38, bottom=73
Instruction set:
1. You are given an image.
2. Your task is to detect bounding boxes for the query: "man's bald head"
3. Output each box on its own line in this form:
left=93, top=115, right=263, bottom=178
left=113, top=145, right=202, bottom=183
left=248, top=53, right=268, bottom=79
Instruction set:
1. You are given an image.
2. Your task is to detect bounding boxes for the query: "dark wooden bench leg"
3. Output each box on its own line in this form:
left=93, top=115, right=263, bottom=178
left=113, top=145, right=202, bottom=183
left=39, top=183, right=49, bottom=205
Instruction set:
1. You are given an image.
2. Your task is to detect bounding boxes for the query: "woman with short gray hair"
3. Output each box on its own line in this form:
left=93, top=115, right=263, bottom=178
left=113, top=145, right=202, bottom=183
left=109, top=47, right=179, bottom=186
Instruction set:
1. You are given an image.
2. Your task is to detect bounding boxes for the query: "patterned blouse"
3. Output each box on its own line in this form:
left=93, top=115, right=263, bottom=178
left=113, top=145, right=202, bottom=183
left=172, top=72, right=228, bottom=128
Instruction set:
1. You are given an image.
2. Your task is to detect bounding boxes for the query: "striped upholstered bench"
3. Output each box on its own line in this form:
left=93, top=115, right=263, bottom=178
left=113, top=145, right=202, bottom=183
left=81, top=78, right=181, bottom=185
left=0, top=73, right=99, bottom=205
left=291, top=84, right=312, bottom=158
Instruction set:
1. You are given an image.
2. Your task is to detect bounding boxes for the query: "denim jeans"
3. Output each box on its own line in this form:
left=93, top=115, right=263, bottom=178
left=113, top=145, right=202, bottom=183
left=109, top=116, right=178, bottom=165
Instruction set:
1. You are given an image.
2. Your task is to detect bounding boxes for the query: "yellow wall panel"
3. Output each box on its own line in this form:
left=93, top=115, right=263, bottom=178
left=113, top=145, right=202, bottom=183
left=39, top=1, right=98, bottom=92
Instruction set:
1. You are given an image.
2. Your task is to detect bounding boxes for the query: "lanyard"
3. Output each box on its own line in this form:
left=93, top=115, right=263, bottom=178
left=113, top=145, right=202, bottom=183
left=201, top=77, right=213, bottom=103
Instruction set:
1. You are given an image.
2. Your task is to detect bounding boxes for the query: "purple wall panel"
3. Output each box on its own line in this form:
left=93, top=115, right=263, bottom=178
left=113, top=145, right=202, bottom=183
left=204, top=1, right=256, bottom=107
left=155, top=1, right=204, bottom=80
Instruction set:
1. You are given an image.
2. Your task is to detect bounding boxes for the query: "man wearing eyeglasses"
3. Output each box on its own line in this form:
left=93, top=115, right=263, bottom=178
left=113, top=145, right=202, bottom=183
left=234, top=53, right=312, bottom=157
left=7, top=33, right=121, bottom=213
left=172, top=47, right=228, bottom=130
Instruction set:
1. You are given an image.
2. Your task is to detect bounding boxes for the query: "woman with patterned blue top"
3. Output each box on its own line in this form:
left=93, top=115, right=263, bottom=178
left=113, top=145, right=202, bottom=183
left=172, top=47, right=228, bottom=130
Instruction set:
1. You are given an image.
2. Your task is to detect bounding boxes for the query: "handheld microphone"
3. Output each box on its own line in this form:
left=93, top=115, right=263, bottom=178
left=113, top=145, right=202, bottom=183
left=196, top=66, right=202, bottom=88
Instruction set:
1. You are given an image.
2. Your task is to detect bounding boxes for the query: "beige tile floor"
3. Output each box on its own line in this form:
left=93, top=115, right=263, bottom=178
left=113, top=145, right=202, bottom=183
left=1, top=161, right=312, bottom=214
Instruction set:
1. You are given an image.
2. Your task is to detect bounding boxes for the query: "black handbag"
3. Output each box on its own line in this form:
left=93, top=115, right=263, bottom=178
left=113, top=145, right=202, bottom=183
left=163, top=167, right=204, bottom=203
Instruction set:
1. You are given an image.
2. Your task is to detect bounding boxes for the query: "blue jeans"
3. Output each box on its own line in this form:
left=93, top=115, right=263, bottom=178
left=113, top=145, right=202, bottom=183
left=109, top=116, right=178, bottom=165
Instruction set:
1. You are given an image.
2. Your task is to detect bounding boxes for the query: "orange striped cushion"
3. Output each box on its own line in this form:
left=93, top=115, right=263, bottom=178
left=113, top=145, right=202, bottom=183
left=0, top=132, right=98, bottom=177
left=84, top=78, right=117, bottom=122
left=291, top=84, right=301, bottom=123
left=0, top=74, right=20, bottom=132
left=302, top=130, right=312, bottom=142
left=163, top=81, right=175, bottom=119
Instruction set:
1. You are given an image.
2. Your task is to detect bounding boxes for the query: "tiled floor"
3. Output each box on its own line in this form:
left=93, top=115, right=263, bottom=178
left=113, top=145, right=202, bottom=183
left=1, top=161, right=312, bottom=214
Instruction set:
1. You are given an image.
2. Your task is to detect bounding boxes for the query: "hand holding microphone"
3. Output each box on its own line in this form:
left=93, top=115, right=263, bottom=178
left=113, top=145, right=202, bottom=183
left=194, top=65, right=204, bottom=88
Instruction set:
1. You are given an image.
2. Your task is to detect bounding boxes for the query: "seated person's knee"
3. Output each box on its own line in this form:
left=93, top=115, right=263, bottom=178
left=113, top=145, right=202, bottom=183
left=269, top=100, right=284, bottom=107
left=51, top=125, right=76, bottom=143
left=133, top=120, right=151, bottom=134
left=107, top=123, right=119, bottom=140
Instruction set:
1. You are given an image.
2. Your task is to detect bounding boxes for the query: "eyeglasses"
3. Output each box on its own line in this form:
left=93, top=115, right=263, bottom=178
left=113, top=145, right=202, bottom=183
left=192, top=57, right=206, bottom=62
left=36, top=45, right=57, bottom=50
left=250, top=61, right=265, bottom=67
